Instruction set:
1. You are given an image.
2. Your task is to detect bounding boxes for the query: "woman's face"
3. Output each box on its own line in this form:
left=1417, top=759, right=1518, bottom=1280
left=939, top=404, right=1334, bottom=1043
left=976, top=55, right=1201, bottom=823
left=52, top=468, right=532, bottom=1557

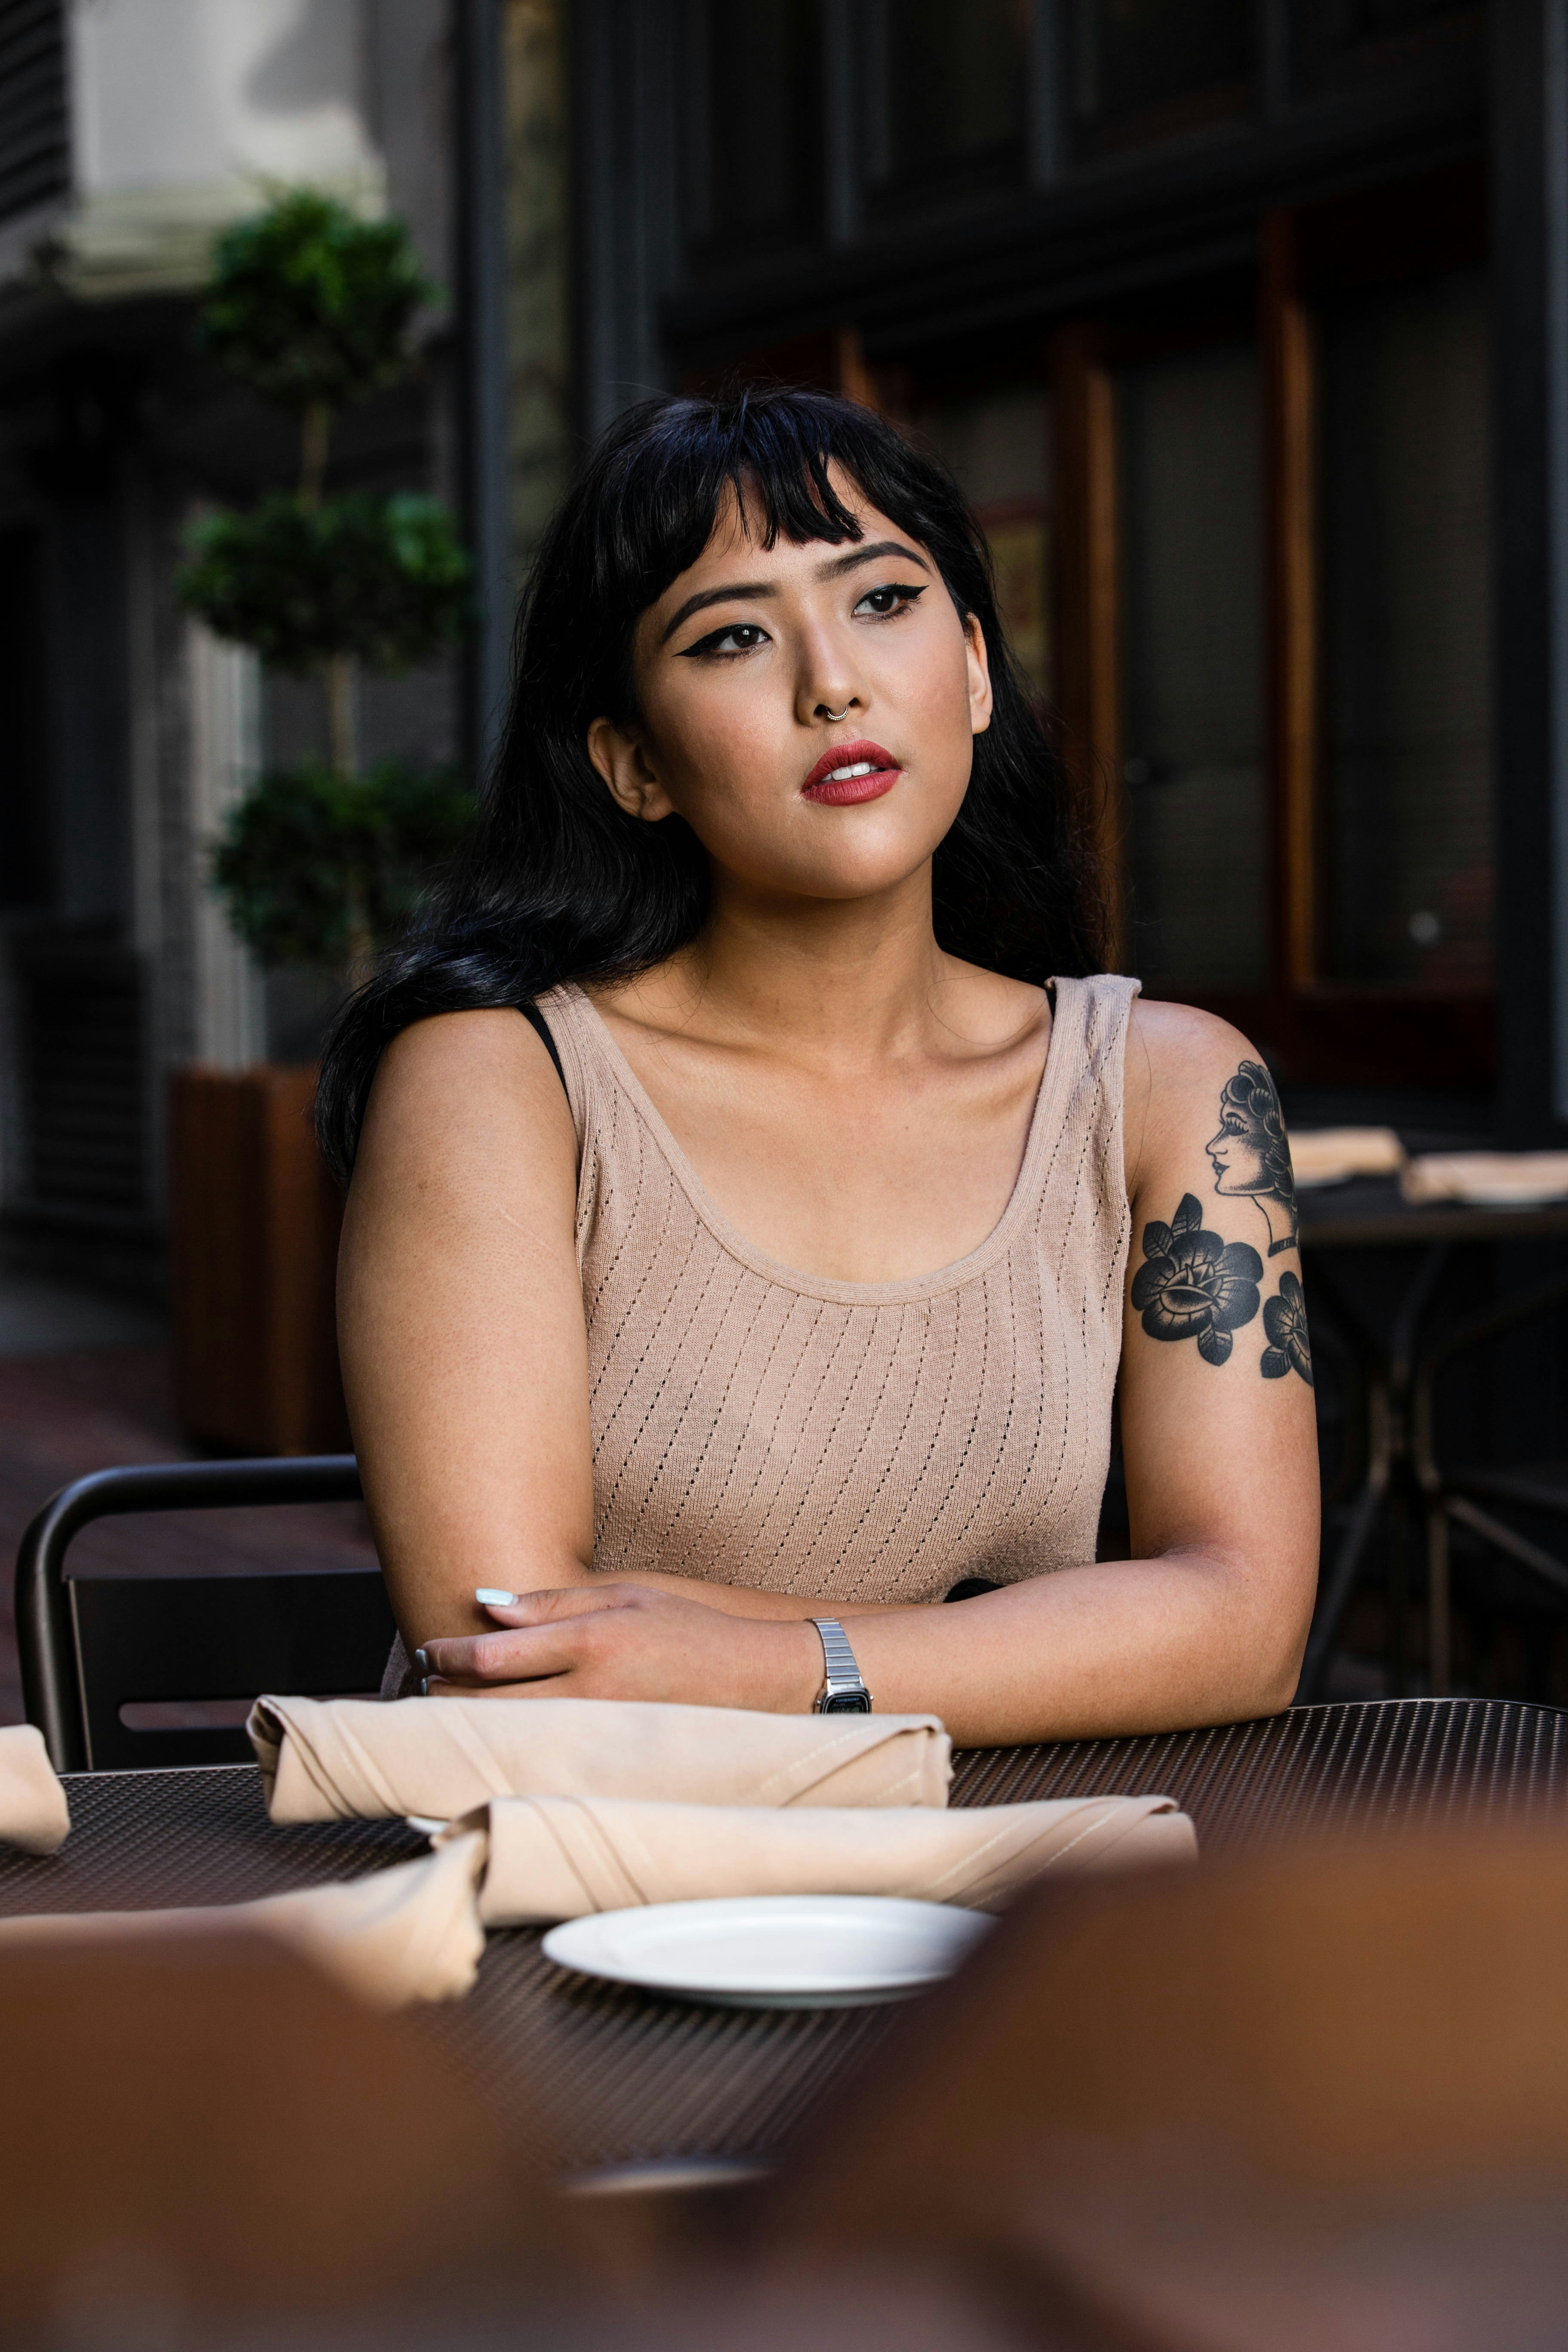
left=586, top=471, right=992, bottom=907
left=1207, top=1104, right=1268, bottom=1195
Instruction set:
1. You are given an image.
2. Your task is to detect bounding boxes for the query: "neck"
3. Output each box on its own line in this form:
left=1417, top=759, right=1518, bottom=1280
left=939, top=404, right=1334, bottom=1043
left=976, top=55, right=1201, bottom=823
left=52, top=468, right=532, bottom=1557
left=659, top=865, right=950, bottom=1065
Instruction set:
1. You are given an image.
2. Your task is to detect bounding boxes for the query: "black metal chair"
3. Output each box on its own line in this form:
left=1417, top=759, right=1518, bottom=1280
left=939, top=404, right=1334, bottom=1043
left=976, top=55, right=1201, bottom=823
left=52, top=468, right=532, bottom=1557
left=15, top=1457, right=394, bottom=1772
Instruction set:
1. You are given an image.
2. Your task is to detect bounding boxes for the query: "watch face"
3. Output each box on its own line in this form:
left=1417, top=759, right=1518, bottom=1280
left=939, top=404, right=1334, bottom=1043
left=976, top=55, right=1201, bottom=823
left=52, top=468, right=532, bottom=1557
left=821, top=1691, right=873, bottom=1713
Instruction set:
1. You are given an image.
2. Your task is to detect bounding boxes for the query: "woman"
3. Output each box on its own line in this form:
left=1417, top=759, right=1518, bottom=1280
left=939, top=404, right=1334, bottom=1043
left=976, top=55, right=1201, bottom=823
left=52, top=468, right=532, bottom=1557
left=321, top=389, right=1318, bottom=1747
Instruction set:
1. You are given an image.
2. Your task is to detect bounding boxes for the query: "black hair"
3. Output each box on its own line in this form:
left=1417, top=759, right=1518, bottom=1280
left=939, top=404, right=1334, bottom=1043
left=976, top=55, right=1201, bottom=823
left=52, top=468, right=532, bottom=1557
left=1220, top=1062, right=1293, bottom=1197
left=316, top=385, right=1104, bottom=1180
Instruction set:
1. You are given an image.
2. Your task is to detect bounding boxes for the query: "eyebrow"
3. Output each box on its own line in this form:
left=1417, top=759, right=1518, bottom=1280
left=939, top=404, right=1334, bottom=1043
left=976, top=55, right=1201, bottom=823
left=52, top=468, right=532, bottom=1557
left=658, top=539, right=931, bottom=644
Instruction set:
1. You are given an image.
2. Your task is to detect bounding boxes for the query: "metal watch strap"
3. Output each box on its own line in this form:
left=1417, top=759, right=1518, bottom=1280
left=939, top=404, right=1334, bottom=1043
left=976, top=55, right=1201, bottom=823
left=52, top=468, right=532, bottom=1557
left=809, top=1617, right=872, bottom=1713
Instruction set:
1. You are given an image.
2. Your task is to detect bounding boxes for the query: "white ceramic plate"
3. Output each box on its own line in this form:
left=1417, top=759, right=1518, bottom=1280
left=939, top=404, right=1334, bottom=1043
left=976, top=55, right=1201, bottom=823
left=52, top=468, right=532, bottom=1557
left=542, top=1894, right=993, bottom=2008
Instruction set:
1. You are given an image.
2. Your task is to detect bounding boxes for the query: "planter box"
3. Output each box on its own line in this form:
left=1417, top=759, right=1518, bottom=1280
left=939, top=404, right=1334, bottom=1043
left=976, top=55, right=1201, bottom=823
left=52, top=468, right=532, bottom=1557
left=168, top=1067, right=351, bottom=1456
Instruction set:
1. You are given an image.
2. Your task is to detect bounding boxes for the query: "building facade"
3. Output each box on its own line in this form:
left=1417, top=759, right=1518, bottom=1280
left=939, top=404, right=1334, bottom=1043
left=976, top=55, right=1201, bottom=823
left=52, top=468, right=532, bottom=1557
left=565, top=0, right=1568, bottom=1147
left=5, top=1, right=1565, bottom=1256
left=0, top=0, right=462, bottom=1292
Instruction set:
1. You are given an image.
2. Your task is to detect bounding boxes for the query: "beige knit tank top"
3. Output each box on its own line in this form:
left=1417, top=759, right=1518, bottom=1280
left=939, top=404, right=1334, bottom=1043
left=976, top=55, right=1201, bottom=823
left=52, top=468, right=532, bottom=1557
left=538, top=972, right=1140, bottom=1605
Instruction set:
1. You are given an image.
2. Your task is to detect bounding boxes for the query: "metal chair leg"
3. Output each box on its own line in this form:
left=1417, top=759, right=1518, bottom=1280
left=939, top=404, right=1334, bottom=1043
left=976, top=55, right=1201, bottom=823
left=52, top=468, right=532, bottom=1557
left=1443, top=1494, right=1568, bottom=1603
left=1427, top=1502, right=1452, bottom=1698
left=1298, top=1448, right=1388, bottom=1703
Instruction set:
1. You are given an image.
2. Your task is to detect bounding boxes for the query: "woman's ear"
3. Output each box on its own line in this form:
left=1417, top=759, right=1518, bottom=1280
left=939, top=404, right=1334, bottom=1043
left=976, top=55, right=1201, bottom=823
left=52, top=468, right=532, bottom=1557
left=586, top=717, right=677, bottom=821
left=964, top=613, right=994, bottom=738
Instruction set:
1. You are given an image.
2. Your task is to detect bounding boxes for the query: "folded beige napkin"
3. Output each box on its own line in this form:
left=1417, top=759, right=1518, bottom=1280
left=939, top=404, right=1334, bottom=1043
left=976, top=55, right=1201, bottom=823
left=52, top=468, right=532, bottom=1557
left=0, top=1795, right=1194, bottom=2014
left=1287, top=1127, right=1406, bottom=1189
left=0, top=1833, right=486, bottom=2010
left=0, top=1724, right=70, bottom=1856
left=248, top=1694, right=952, bottom=1823
left=438, top=1792, right=1196, bottom=1923
left=1400, top=1151, right=1568, bottom=1207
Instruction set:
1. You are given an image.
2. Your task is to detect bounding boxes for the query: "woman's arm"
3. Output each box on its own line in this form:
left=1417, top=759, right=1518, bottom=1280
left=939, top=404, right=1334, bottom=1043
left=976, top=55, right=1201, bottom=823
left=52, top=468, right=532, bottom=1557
left=337, top=1008, right=600, bottom=1643
left=797, top=1004, right=1318, bottom=1740
left=412, top=1003, right=1319, bottom=1743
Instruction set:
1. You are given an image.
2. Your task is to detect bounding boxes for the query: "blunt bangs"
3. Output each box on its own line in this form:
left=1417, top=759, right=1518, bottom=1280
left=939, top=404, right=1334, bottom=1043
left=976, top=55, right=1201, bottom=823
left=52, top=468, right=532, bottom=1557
left=542, top=389, right=995, bottom=727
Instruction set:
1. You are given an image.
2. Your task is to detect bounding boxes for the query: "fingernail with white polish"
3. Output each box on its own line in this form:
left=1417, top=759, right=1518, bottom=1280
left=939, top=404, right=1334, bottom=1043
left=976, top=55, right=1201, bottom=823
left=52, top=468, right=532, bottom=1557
left=475, top=1588, right=518, bottom=1606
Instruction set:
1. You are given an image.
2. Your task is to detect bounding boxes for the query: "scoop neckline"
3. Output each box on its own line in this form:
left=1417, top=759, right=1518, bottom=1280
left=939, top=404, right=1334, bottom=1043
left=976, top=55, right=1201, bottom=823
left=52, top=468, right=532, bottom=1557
left=559, top=978, right=1075, bottom=1306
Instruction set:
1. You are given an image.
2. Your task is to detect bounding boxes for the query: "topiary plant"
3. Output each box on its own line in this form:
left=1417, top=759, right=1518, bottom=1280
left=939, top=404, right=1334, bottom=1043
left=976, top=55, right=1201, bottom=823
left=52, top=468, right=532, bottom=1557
left=198, top=190, right=433, bottom=434
left=181, top=491, right=470, bottom=678
left=210, top=757, right=475, bottom=984
left=178, top=190, right=474, bottom=978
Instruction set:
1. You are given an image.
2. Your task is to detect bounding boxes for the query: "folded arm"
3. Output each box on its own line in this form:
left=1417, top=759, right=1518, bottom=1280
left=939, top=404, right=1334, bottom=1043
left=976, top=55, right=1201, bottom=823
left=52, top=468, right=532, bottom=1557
left=341, top=1003, right=1318, bottom=1746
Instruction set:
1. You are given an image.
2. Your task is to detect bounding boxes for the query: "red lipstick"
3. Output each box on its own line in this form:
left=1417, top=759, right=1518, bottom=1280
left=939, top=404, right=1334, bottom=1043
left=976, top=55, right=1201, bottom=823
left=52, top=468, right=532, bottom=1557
left=800, top=739, right=902, bottom=805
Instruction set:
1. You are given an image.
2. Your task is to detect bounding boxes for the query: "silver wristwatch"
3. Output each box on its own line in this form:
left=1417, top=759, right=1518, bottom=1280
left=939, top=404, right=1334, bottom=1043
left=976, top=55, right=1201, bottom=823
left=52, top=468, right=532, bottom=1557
left=809, top=1617, right=872, bottom=1713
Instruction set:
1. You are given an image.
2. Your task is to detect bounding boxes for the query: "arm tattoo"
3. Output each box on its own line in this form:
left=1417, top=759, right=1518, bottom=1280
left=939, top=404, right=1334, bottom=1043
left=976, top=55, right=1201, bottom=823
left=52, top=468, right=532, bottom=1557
left=1206, top=1060, right=1298, bottom=1257
left=1261, top=1271, right=1314, bottom=1386
left=1131, top=1194, right=1262, bottom=1367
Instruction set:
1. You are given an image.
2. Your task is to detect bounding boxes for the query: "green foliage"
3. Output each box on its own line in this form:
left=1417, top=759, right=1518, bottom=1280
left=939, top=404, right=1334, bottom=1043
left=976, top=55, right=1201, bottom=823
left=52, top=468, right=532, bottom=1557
left=199, top=190, right=433, bottom=414
left=179, top=492, right=471, bottom=673
left=210, top=759, right=476, bottom=971
left=187, top=189, right=473, bottom=978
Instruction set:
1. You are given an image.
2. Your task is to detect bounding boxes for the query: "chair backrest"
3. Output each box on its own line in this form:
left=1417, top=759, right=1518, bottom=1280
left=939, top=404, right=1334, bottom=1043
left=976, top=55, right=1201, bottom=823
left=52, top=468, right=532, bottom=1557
left=15, top=1457, right=392, bottom=1769
left=69, top=1570, right=395, bottom=1770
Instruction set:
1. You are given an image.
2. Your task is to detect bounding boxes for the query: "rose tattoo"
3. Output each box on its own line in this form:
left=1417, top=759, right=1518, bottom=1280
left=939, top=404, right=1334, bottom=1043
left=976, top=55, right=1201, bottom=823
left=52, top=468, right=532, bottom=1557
left=1132, top=1194, right=1263, bottom=1368
left=1261, top=1271, right=1314, bottom=1386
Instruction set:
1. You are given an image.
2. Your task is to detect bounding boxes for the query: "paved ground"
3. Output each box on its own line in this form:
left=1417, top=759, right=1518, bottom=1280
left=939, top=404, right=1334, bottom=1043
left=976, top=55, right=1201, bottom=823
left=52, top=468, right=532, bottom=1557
left=0, top=1280, right=376, bottom=1727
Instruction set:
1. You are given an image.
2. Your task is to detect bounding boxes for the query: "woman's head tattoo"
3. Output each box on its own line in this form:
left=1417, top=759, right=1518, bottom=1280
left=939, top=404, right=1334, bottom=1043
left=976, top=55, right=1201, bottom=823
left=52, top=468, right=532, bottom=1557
left=1206, top=1060, right=1298, bottom=1256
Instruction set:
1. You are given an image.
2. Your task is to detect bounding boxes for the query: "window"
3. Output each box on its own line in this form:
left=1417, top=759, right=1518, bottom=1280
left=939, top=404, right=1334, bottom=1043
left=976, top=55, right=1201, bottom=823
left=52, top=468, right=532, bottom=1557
left=14, top=941, right=147, bottom=1216
left=1296, top=0, right=1478, bottom=75
left=689, top=0, right=821, bottom=252
left=0, top=0, right=68, bottom=227
left=917, top=388, right=1054, bottom=698
left=1319, top=268, right=1491, bottom=991
left=1117, top=343, right=1266, bottom=992
left=0, top=527, right=51, bottom=910
left=1046, top=165, right=1492, bottom=1086
left=1072, top=0, right=1252, bottom=153
left=870, top=0, right=1028, bottom=191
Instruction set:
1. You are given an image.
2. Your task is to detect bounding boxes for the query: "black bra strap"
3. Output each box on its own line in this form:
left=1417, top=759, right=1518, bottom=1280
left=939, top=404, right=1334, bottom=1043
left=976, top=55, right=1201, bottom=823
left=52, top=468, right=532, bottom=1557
left=518, top=1001, right=567, bottom=1097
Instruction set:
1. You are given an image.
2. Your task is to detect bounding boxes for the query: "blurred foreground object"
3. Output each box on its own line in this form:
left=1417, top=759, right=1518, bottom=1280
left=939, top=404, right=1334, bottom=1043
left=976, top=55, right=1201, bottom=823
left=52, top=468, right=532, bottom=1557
left=0, top=1933, right=563, bottom=2335
left=763, top=1826, right=1568, bottom=2351
left=1287, top=1125, right=1406, bottom=1188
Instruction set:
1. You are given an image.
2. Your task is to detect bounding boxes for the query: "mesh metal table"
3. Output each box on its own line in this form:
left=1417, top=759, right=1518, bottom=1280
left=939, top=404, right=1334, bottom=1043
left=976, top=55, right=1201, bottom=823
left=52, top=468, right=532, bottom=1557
left=0, top=1697, right=1562, bottom=2174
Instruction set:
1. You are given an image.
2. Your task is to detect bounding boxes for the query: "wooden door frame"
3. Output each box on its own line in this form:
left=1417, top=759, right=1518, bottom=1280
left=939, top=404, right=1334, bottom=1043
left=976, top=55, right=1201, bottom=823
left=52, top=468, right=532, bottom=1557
left=1052, top=323, right=1125, bottom=968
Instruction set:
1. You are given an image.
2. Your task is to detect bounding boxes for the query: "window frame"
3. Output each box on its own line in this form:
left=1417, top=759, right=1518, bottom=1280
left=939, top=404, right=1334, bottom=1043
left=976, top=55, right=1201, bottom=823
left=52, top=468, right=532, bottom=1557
left=1049, top=160, right=1493, bottom=1089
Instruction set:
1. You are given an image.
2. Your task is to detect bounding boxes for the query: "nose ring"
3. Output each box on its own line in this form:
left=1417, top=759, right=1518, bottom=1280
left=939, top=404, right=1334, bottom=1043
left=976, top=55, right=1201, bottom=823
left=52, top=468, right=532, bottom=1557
left=822, top=703, right=853, bottom=722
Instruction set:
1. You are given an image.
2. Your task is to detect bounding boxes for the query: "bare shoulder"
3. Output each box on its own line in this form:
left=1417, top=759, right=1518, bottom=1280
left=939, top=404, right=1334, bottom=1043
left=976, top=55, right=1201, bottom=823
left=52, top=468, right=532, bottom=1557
left=1124, top=999, right=1283, bottom=1195
left=935, top=956, right=1052, bottom=1055
left=376, top=1004, right=561, bottom=1097
left=353, top=1007, right=575, bottom=1214
left=1128, top=997, right=1262, bottom=1101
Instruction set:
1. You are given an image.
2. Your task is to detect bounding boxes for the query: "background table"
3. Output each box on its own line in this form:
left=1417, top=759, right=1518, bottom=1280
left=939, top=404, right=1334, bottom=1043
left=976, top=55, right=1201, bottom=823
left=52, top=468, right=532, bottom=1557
left=0, top=1696, right=1563, bottom=2177
left=1298, top=1181, right=1568, bottom=1699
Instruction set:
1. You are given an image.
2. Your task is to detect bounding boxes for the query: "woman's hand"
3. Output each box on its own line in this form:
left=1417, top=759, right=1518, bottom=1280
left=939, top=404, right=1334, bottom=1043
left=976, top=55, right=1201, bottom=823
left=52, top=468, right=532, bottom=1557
left=419, top=1583, right=824, bottom=1713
